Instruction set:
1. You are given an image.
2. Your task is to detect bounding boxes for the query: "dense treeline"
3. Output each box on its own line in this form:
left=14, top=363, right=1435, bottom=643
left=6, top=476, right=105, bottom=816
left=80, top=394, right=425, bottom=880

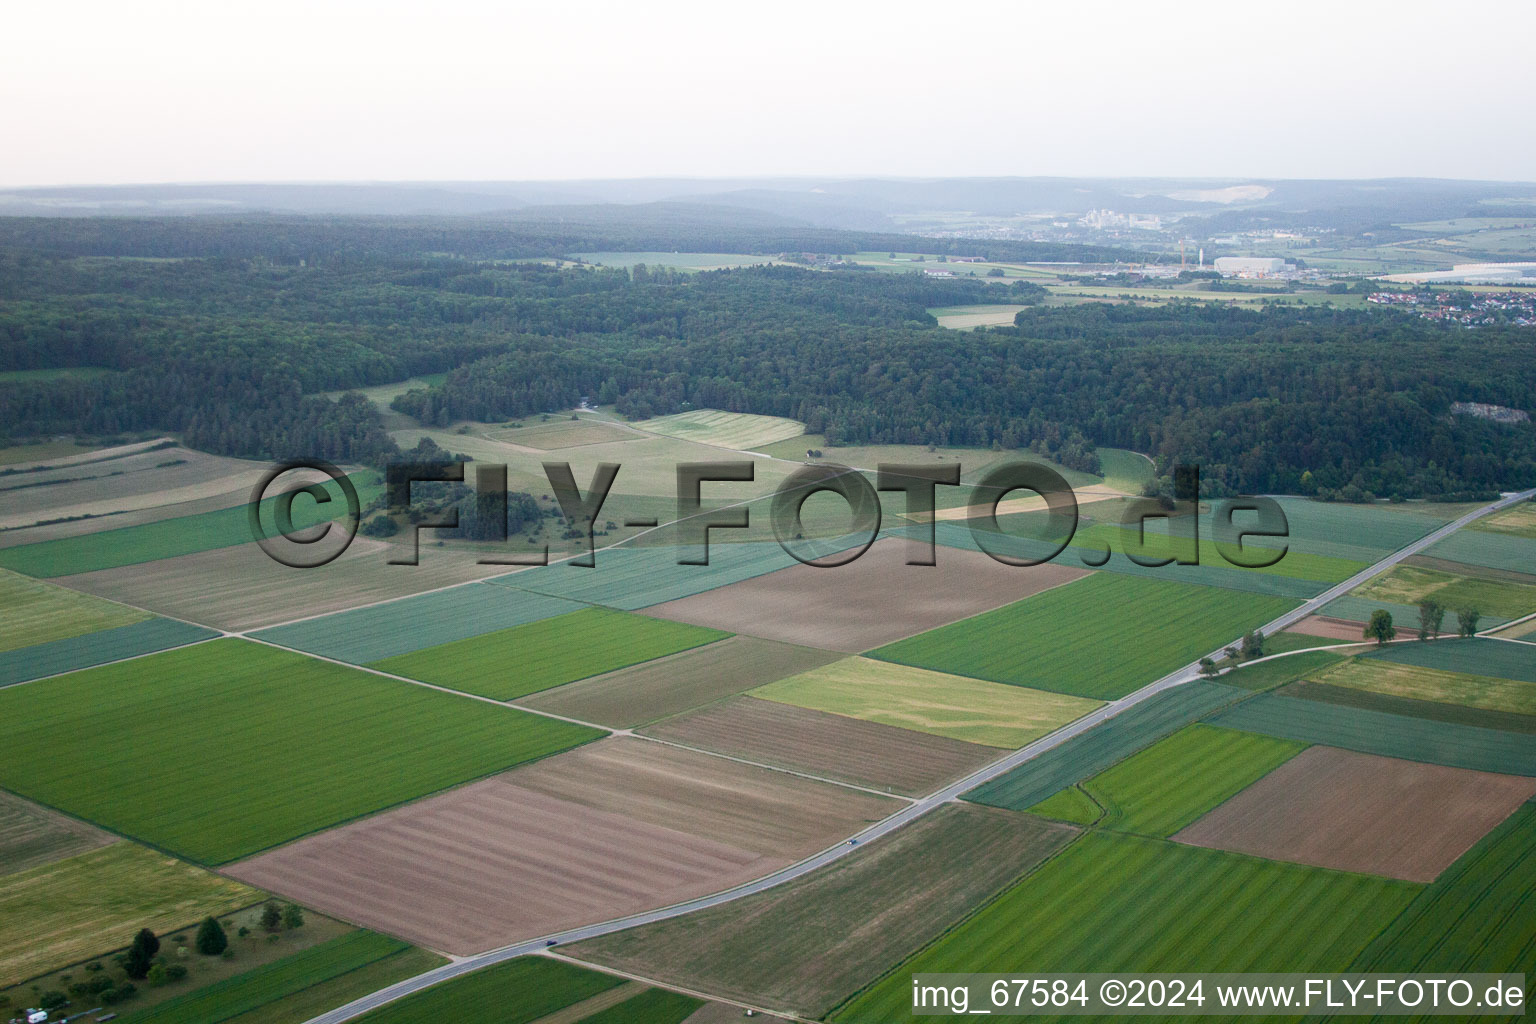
left=1, top=218, right=1532, bottom=497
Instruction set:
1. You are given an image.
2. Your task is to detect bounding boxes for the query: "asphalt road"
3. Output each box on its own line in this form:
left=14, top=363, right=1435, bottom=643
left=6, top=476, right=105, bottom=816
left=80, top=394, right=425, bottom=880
left=302, top=486, right=1536, bottom=1023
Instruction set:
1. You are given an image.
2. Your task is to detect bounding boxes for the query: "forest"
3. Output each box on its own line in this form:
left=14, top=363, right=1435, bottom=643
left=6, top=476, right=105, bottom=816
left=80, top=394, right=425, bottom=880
left=1, top=217, right=1533, bottom=499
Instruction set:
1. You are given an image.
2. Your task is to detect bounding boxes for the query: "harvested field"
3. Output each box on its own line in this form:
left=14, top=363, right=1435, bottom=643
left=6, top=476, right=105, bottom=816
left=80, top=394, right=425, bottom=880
left=873, top=573, right=1296, bottom=699
left=0, top=639, right=602, bottom=864
left=640, top=696, right=1000, bottom=795
left=1061, top=724, right=1307, bottom=837
left=0, top=567, right=146, bottom=651
left=0, top=618, right=217, bottom=687
left=1174, top=747, right=1536, bottom=882
left=1279, top=679, right=1536, bottom=735
left=253, top=583, right=580, bottom=665
left=965, top=680, right=1247, bottom=810
left=0, top=790, right=113, bottom=875
left=631, top=409, right=805, bottom=450
left=645, top=537, right=1091, bottom=653
left=751, top=657, right=1100, bottom=748
left=370, top=607, right=730, bottom=701
left=1317, top=656, right=1536, bottom=715
left=1288, top=615, right=1375, bottom=640
left=517, top=636, right=842, bottom=728
left=571, top=804, right=1077, bottom=1018
left=1209, top=694, right=1536, bottom=776
left=0, top=842, right=260, bottom=987
left=229, top=738, right=897, bottom=953
left=486, top=417, right=638, bottom=449
left=350, top=956, right=626, bottom=1024
left=1364, top=636, right=1536, bottom=683
left=833, top=830, right=1419, bottom=1022
left=55, top=537, right=516, bottom=631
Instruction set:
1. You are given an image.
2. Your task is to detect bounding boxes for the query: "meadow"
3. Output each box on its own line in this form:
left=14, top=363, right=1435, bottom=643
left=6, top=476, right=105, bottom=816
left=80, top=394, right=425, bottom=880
left=0, top=640, right=603, bottom=864
left=965, top=681, right=1246, bottom=810
left=630, top=409, right=805, bottom=450
left=751, top=657, right=1100, bottom=748
left=351, top=956, right=625, bottom=1024
left=1036, top=724, right=1306, bottom=837
left=1353, top=564, right=1536, bottom=622
left=0, top=843, right=259, bottom=987
left=369, top=607, right=730, bottom=700
left=928, top=304, right=1031, bottom=329
left=831, top=830, right=1420, bottom=1022
left=871, top=574, right=1296, bottom=699
left=1210, top=693, right=1536, bottom=776
left=1471, top=500, right=1536, bottom=539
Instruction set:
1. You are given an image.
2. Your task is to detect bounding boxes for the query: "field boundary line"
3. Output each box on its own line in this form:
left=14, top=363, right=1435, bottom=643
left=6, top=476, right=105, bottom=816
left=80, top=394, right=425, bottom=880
left=629, top=733, right=919, bottom=802
left=539, top=950, right=824, bottom=1024
left=0, top=633, right=224, bottom=692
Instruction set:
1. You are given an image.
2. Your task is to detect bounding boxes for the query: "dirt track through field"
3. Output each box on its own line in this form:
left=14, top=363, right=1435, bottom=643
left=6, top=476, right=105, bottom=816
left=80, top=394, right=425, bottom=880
left=227, top=739, right=897, bottom=954
left=640, top=696, right=998, bottom=795
left=643, top=536, right=1090, bottom=652
left=1174, top=746, right=1536, bottom=881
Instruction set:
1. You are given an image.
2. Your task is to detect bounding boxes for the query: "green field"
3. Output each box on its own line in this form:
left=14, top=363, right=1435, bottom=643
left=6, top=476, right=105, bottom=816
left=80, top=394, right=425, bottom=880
left=0, top=470, right=383, bottom=578
left=0, top=568, right=148, bottom=650
left=1362, top=637, right=1536, bottom=684
left=832, top=830, right=1420, bottom=1022
left=1353, top=564, right=1536, bottom=622
left=1210, top=693, right=1536, bottom=776
left=966, top=681, right=1247, bottom=810
left=872, top=574, right=1296, bottom=699
left=1427, top=529, right=1536, bottom=576
left=211, top=947, right=447, bottom=1024
left=113, top=931, right=414, bottom=1024
left=352, top=955, right=625, bottom=1024
left=1319, top=656, right=1536, bottom=715
left=630, top=408, right=805, bottom=450
left=370, top=607, right=730, bottom=701
left=1260, top=630, right=1359, bottom=655
left=1340, top=804, right=1536, bottom=1017
left=1025, top=785, right=1104, bottom=826
left=252, top=584, right=583, bottom=665
left=0, top=618, right=217, bottom=687
left=573, top=987, right=703, bottom=1024
left=1221, top=649, right=1348, bottom=691
left=0, top=438, right=103, bottom=465
left=1281, top=680, right=1536, bottom=735
left=0, top=842, right=260, bottom=987
left=751, top=657, right=1101, bottom=748
left=0, top=640, right=603, bottom=863
left=1031, top=725, right=1306, bottom=837
left=1471, top=501, right=1536, bottom=539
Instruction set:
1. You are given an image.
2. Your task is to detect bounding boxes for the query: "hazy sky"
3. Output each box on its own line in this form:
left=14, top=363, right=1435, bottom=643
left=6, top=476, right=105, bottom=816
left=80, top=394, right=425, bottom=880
left=5, top=0, right=1532, bottom=188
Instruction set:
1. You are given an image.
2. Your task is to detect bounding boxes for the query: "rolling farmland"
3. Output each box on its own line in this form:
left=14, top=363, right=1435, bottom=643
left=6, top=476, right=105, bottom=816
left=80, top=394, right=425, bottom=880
left=832, top=830, right=1420, bottom=1022
left=572, top=804, right=1077, bottom=1018
left=0, top=842, right=260, bottom=987
left=370, top=607, right=730, bottom=701
left=872, top=574, right=1296, bottom=699
left=0, top=639, right=602, bottom=864
left=1051, top=724, right=1307, bottom=837
left=751, top=657, right=1100, bottom=748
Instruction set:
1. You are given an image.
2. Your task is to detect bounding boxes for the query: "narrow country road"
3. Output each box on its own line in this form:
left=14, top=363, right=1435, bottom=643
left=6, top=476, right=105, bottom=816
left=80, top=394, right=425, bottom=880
left=303, top=486, right=1536, bottom=1023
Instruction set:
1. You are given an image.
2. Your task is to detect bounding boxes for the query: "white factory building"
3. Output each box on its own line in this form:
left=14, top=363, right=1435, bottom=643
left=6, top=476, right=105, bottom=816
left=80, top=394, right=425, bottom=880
left=1213, top=257, right=1287, bottom=277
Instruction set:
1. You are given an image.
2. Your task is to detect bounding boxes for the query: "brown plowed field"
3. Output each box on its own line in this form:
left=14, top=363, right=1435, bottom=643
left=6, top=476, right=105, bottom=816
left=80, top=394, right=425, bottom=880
left=517, top=636, right=842, bottom=728
left=642, top=536, right=1090, bottom=652
left=226, top=738, right=898, bottom=953
left=1174, top=746, right=1536, bottom=881
left=1287, top=615, right=1371, bottom=640
left=640, top=696, right=998, bottom=795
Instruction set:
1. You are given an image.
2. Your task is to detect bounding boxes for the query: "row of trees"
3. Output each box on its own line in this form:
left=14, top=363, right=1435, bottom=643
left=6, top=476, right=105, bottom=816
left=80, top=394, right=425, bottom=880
left=1364, top=602, right=1481, bottom=644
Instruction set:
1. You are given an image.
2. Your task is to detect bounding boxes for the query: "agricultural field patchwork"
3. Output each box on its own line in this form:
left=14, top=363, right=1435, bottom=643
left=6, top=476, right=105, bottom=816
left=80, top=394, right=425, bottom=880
left=1352, top=563, right=1536, bottom=622
left=350, top=955, right=626, bottom=1024
left=1362, top=636, right=1536, bottom=684
left=0, top=639, right=602, bottom=864
left=1470, top=500, right=1536, bottom=539
left=572, top=804, right=1077, bottom=1019
left=872, top=573, right=1296, bottom=699
left=751, top=657, right=1100, bottom=748
left=0, top=842, right=260, bottom=987
left=485, top=416, right=639, bottom=449
left=1221, top=649, right=1348, bottom=691
left=1314, top=655, right=1536, bottom=715
left=0, top=790, right=113, bottom=875
left=0, top=617, right=219, bottom=688
left=965, top=680, right=1247, bottom=810
left=630, top=409, right=805, bottom=450
left=1279, top=679, right=1536, bottom=735
left=1030, top=724, right=1306, bottom=837
left=517, top=635, right=842, bottom=728
left=0, top=567, right=147, bottom=650
left=229, top=738, right=898, bottom=954
left=1209, top=693, right=1536, bottom=776
left=370, top=606, right=730, bottom=701
left=639, top=696, right=1000, bottom=795
left=1175, top=746, right=1536, bottom=882
left=644, top=537, right=1087, bottom=653
left=1426, top=528, right=1536, bottom=576
left=831, top=830, right=1420, bottom=1022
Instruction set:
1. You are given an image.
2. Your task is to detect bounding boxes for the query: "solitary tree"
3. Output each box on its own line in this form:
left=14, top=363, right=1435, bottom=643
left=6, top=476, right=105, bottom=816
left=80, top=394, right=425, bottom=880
left=282, top=904, right=305, bottom=930
left=195, top=916, right=227, bottom=956
left=260, top=902, right=283, bottom=932
left=1457, top=607, right=1482, bottom=637
left=1418, top=598, right=1446, bottom=640
left=123, top=928, right=159, bottom=980
left=1198, top=656, right=1218, bottom=677
left=1241, top=630, right=1265, bottom=660
left=1365, top=609, right=1396, bottom=646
